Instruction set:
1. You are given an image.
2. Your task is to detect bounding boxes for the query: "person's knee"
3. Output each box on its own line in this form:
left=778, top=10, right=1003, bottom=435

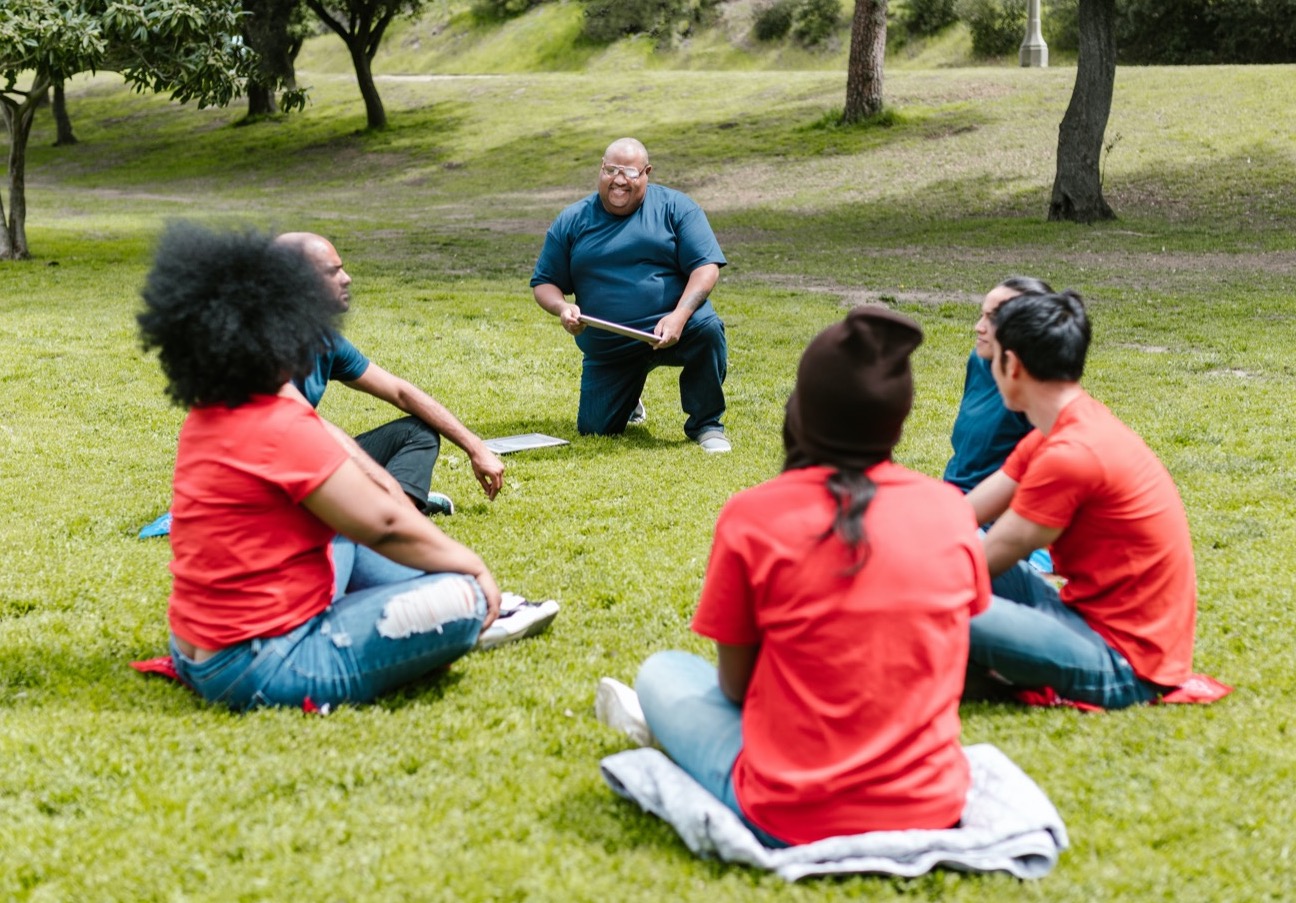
left=635, top=650, right=707, bottom=719
left=398, top=416, right=441, bottom=451
left=374, top=575, right=483, bottom=640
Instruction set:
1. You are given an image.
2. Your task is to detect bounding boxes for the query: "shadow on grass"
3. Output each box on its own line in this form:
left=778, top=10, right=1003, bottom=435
left=0, top=643, right=469, bottom=714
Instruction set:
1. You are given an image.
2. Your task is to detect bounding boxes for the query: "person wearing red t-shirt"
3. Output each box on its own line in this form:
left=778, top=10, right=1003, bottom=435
left=596, top=307, right=989, bottom=847
left=965, top=291, right=1197, bottom=709
left=137, top=223, right=503, bottom=711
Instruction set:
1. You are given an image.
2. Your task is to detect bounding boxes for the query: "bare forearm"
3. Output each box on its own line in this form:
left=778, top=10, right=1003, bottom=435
left=982, top=510, right=1062, bottom=577
left=673, top=264, right=719, bottom=317
left=321, top=419, right=407, bottom=503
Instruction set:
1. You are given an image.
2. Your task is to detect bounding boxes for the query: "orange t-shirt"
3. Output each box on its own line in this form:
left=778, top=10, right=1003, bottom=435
left=692, top=463, right=989, bottom=845
left=168, top=394, right=348, bottom=649
left=1003, top=392, right=1197, bottom=686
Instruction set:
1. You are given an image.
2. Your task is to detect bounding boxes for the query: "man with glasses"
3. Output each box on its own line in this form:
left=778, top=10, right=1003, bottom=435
left=531, top=137, right=731, bottom=452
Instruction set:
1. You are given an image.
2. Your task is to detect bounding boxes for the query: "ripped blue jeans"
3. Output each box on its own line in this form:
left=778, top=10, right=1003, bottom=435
left=170, top=538, right=486, bottom=711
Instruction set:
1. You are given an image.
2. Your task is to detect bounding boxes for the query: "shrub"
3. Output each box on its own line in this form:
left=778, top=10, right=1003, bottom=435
left=753, top=0, right=796, bottom=41
left=790, top=0, right=842, bottom=47
left=753, top=0, right=842, bottom=48
left=955, top=0, right=1026, bottom=58
left=470, top=0, right=548, bottom=22
left=901, top=0, right=959, bottom=36
left=583, top=0, right=721, bottom=46
left=1117, top=0, right=1296, bottom=64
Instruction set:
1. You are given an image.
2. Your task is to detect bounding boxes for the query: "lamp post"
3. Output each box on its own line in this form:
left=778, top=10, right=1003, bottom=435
left=1020, top=0, right=1048, bottom=67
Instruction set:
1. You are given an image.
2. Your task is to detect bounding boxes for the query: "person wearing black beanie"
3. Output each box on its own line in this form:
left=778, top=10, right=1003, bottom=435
left=597, top=306, right=992, bottom=846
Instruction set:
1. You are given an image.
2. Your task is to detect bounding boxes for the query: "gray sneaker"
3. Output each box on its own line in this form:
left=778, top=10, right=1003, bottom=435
left=628, top=398, right=647, bottom=425
left=696, top=429, right=732, bottom=454
left=595, top=677, right=654, bottom=747
left=425, top=491, right=455, bottom=516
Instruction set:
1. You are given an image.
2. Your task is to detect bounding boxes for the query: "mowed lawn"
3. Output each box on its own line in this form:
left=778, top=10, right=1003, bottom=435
left=1, top=52, right=1294, bottom=901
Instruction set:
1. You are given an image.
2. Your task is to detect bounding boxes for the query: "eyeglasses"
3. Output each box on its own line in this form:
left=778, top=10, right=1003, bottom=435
left=600, top=162, right=646, bottom=180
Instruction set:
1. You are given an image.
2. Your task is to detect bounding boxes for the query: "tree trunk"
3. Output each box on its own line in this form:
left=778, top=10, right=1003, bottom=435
left=53, top=80, right=77, bottom=146
left=350, top=44, right=387, bottom=130
left=1049, top=0, right=1117, bottom=222
left=842, top=0, right=888, bottom=124
left=1, top=81, right=47, bottom=260
left=246, top=81, right=279, bottom=117
left=241, top=0, right=302, bottom=120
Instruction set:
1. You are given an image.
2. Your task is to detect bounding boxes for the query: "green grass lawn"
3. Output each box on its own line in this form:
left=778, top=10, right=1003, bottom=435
left=2, top=47, right=1295, bottom=900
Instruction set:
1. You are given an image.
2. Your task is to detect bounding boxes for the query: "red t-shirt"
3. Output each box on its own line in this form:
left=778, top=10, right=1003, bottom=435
left=1003, top=392, right=1197, bottom=687
left=692, top=463, right=990, bottom=845
left=168, top=394, right=349, bottom=649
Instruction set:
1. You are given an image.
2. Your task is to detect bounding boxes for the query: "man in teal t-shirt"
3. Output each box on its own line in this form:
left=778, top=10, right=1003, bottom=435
left=531, top=138, right=731, bottom=453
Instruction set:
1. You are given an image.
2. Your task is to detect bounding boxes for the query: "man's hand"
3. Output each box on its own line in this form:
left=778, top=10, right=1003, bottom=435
left=470, top=447, right=506, bottom=500
left=653, top=310, right=689, bottom=349
left=559, top=303, right=585, bottom=336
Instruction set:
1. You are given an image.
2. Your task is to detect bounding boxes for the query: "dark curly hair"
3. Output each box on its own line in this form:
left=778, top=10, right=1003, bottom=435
left=137, top=222, right=339, bottom=408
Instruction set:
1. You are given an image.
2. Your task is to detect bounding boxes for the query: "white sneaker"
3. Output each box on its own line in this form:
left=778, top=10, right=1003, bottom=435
left=628, top=398, right=647, bottom=425
left=594, top=677, right=654, bottom=747
left=475, top=593, right=559, bottom=650
left=696, top=429, right=732, bottom=453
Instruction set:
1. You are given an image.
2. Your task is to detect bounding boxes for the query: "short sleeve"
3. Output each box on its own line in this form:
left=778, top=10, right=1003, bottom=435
left=967, top=540, right=992, bottom=616
left=1010, top=438, right=1102, bottom=530
left=692, top=506, right=760, bottom=646
left=252, top=403, right=349, bottom=503
left=327, top=335, right=370, bottom=383
left=671, top=198, right=726, bottom=274
left=530, top=219, right=575, bottom=293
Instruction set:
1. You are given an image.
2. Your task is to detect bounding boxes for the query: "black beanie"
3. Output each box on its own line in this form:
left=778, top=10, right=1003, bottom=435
left=783, top=305, right=924, bottom=472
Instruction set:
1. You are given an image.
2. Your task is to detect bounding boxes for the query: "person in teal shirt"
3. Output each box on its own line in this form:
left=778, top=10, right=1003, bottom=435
left=531, top=138, right=731, bottom=453
left=945, top=276, right=1054, bottom=574
left=944, top=277, right=1053, bottom=492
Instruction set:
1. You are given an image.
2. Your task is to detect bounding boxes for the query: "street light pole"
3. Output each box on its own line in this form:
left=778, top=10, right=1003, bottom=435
left=1020, top=0, right=1048, bottom=67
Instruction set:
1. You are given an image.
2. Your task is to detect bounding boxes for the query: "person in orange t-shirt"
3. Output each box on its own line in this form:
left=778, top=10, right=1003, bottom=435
left=138, top=222, right=502, bottom=711
left=597, top=307, right=989, bottom=847
left=965, top=291, right=1197, bottom=709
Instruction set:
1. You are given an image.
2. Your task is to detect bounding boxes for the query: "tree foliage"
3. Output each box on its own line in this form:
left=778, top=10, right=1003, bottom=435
left=1117, top=0, right=1296, bottom=64
left=1, top=0, right=268, bottom=260
left=302, top=0, right=426, bottom=130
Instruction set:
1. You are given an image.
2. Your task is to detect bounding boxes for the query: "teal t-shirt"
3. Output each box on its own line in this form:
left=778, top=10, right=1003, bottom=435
left=530, top=184, right=726, bottom=358
left=292, top=334, right=370, bottom=408
left=943, top=350, right=1033, bottom=492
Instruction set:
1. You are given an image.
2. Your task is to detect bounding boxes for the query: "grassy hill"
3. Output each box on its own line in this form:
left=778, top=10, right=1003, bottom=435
left=296, top=0, right=987, bottom=77
left=2, top=12, right=1295, bottom=901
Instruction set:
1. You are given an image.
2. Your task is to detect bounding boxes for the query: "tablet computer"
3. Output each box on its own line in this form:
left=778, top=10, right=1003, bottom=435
left=577, top=314, right=661, bottom=345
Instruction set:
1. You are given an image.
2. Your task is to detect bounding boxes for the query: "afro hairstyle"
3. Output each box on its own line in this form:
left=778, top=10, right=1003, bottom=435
left=137, top=222, right=340, bottom=409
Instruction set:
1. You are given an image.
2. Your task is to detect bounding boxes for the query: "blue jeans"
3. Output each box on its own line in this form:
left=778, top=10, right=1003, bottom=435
left=171, top=538, right=485, bottom=711
left=635, top=651, right=787, bottom=847
left=967, top=561, right=1161, bottom=709
left=578, top=315, right=727, bottom=439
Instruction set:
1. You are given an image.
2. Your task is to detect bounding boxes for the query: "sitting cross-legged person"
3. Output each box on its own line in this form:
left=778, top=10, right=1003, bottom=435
left=965, top=290, right=1198, bottom=709
left=596, top=306, right=990, bottom=846
left=136, top=222, right=505, bottom=711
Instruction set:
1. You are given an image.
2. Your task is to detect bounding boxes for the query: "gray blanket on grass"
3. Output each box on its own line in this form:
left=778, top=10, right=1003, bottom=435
left=599, top=743, right=1067, bottom=882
